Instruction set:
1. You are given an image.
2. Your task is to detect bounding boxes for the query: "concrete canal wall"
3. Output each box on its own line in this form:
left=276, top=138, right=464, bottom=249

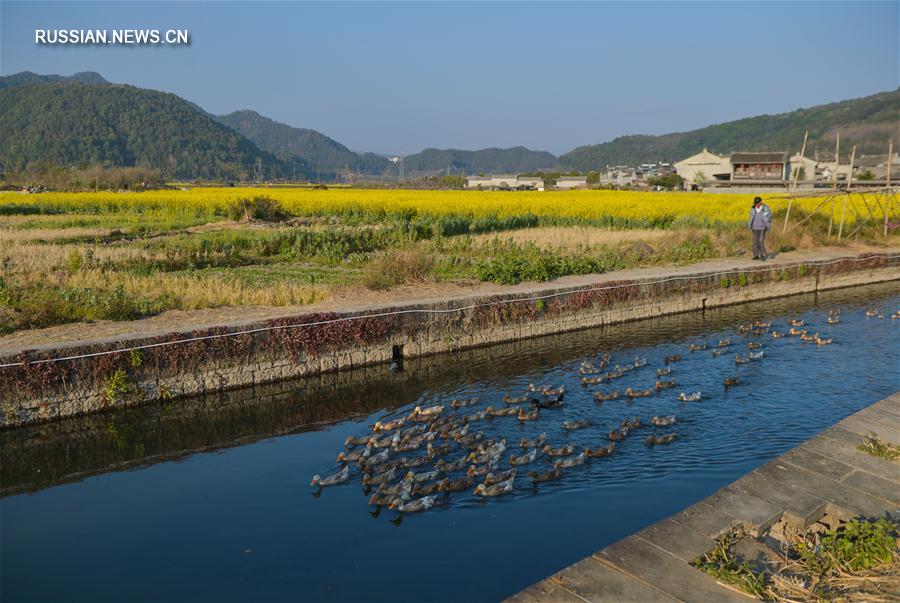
left=1, top=251, right=898, bottom=428
left=507, top=392, right=900, bottom=603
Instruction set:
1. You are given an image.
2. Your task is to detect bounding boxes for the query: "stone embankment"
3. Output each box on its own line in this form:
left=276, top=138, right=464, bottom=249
left=507, top=392, right=900, bottom=602
left=1, top=250, right=897, bottom=427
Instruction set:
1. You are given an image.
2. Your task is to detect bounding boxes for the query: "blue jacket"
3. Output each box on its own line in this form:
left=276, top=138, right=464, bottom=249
left=749, top=204, right=772, bottom=231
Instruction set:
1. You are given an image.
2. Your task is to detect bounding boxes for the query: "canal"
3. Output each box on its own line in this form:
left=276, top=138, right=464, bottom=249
left=1, top=282, right=898, bottom=602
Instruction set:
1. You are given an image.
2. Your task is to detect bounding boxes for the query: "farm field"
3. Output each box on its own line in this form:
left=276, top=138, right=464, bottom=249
left=0, top=188, right=894, bottom=334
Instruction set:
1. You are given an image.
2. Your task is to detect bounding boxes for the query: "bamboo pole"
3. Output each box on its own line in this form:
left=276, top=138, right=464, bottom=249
left=783, top=131, right=808, bottom=233
left=885, top=140, right=893, bottom=237
left=832, top=132, right=840, bottom=190
left=838, top=145, right=856, bottom=239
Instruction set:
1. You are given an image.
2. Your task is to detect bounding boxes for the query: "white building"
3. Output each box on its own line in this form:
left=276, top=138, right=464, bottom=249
left=673, top=149, right=731, bottom=184
left=466, top=174, right=545, bottom=190
left=516, top=176, right=544, bottom=191
left=555, top=176, right=588, bottom=190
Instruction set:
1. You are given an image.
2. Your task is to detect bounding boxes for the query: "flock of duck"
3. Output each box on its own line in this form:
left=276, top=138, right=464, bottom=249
left=310, top=306, right=896, bottom=517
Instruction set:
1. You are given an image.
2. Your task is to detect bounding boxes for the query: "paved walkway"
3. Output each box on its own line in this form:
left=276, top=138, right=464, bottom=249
left=507, top=392, right=900, bottom=602
left=2, top=246, right=895, bottom=356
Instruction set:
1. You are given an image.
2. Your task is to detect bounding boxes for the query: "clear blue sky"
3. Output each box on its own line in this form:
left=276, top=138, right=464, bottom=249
left=2, top=1, right=898, bottom=155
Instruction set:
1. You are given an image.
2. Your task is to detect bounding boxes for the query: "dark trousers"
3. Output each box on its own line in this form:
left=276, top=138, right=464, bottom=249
left=752, top=229, right=767, bottom=258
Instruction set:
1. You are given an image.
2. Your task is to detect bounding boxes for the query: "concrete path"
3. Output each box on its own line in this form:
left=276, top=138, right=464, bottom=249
left=507, top=392, right=900, bottom=603
left=2, top=246, right=896, bottom=356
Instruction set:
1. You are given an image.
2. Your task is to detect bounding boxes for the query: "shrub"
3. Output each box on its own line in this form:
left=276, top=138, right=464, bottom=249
left=362, top=250, right=435, bottom=290
left=227, top=196, right=290, bottom=222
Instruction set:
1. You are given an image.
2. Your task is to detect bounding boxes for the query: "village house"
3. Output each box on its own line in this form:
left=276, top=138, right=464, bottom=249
left=673, top=149, right=731, bottom=184
left=554, top=175, right=589, bottom=190
left=730, top=151, right=788, bottom=180
left=465, top=174, right=545, bottom=190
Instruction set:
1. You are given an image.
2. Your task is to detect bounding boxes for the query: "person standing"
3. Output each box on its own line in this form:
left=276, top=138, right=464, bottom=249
left=749, top=196, right=772, bottom=260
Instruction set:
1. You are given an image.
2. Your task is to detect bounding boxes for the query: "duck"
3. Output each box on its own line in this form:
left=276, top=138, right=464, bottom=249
left=724, top=377, right=741, bottom=387
left=826, top=316, right=841, bottom=325
left=434, top=455, right=468, bottom=473
left=621, top=417, right=641, bottom=431
left=865, top=309, right=879, bottom=317
left=747, top=342, right=763, bottom=349
left=399, top=455, right=431, bottom=469
left=389, top=495, right=437, bottom=513
left=770, top=330, right=785, bottom=338
left=484, top=467, right=517, bottom=486
left=814, top=336, right=833, bottom=346
left=664, top=354, right=682, bottom=364
left=734, top=354, right=751, bottom=365
left=799, top=332, right=818, bottom=342
left=584, top=442, right=615, bottom=458
left=554, top=453, right=586, bottom=469
left=541, top=385, right=566, bottom=397
left=688, top=343, right=708, bottom=352
left=503, top=393, right=531, bottom=404
left=412, top=481, right=443, bottom=497
left=633, top=357, right=648, bottom=368
left=457, top=432, right=485, bottom=448
left=646, top=434, right=678, bottom=446
left=375, top=480, right=413, bottom=498
left=450, top=397, right=479, bottom=408
left=465, top=410, right=488, bottom=422
left=473, top=475, right=515, bottom=497
left=542, top=443, right=575, bottom=457
left=344, top=434, right=374, bottom=449
left=517, top=408, right=540, bottom=421
left=711, top=348, right=728, bottom=357
left=310, top=464, right=350, bottom=488
left=754, top=321, right=772, bottom=328
left=651, top=415, right=677, bottom=427
left=717, top=339, right=732, bottom=348
left=368, top=491, right=403, bottom=507
left=520, top=433, right=547, bottom=449
left=362, top=467, right=398, bottom=487
left=678, top=392, right=702, bottom=402
left=410, top=404, right=444, bottom=418
left=624, top=387, right=652, bottom=398
left=372, top=417, right=406, bottom=433
left=508, top=448, right=538, bottom=466
left=593, top=390, right=620, bottom=402
left=528, top=468, right=563, bottom=483
left=360, top=448, right=391, bottom=468
left=426, top=442, right=451, bottom=458
left=336, top=445, right=371, bottom=463
left=485, top=405, right=518, bottom=417
left=604, top=370, right=625, bottom=380
left=579, top=361, right=601, bottom=375
left=467, top=462, right=496, bottom=477
left=581, top=376, right=604, bottom=385
left=749, top=350, right=764, bottom=359
left=562, top=419, right=590, bottom=431
left=532, top=397, right=563, bottom=409
left=656, top=367, right=672, bottom=376
left=475, top=439, right=506, bottom=456
left=790, top=319, right=805, bottom=326
left=655, top=379, right=676, bottom=390
left=892, top=311, right=900, bottom=320
left=403, top=469, right=441, bottom=484
left=437, top=475, right=473, bottom=493
left=787, top=327, right=806, bottom=336
left=371, top=432, right=400, bottom=449
left=608, top=429, right=628, bottom=442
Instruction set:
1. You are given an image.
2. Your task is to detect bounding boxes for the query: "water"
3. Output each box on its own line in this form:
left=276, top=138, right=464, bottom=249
left=1, top=283, right=898, bottom=602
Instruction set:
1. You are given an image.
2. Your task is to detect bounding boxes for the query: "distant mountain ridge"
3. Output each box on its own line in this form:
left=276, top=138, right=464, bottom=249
left=0, top=70, right=108, bottom=89
left=216, top=110, right=390, bottom=174
left=0, top=81, right=312, bottom=180
left=1, top=70, right=897, bottom=179
left=403, top=146, right=558, bottom=174
left=560, top=89, right=900, bottom=171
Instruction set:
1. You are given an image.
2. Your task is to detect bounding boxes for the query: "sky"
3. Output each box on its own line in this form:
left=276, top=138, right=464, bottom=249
left=1, top=1, right=898, bottom=156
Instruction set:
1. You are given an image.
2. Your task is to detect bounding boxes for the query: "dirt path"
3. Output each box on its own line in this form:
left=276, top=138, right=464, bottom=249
left=2, top=246, right=897, bottom=356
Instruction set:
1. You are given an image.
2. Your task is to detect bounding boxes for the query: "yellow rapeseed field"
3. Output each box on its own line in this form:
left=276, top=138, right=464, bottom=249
left=0, top=188, right=875, bottom=226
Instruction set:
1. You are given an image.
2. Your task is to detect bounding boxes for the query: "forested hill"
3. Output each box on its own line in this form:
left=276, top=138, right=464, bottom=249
left=561, top=88, right=900, bottom=171
left=0, top=83, right=313, bottom=180
left=216, top=110, right=390, bottom=174
left=403, top=146, right=559, bottom=174
left=0, top=70, right=109, bottom=89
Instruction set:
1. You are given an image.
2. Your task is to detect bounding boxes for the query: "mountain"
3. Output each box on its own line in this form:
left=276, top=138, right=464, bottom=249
left=216, top=110, right=390, bottom=174
left=0, top=82, right=310, bottom=180
left=0, top=70, right=109, bottom=89
left=561, top=89, right=900, bottom=171
left=403, top=146, right=558, bottom=174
